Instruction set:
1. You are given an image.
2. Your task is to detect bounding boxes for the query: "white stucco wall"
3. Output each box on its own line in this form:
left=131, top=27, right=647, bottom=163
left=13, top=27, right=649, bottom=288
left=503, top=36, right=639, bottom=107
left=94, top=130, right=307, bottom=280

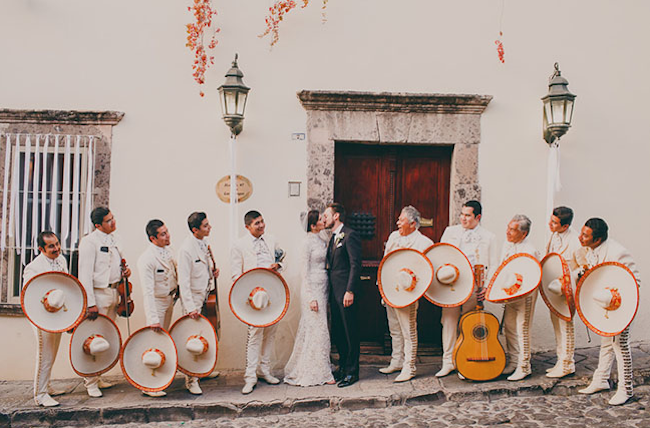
left=0, top=0, right=647, bottom=380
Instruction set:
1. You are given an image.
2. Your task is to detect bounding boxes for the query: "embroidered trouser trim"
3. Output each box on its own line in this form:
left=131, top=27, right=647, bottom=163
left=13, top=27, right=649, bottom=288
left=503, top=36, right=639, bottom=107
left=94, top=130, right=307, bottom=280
left=592, top=327, right=633, bottom=396
left=441, top=293, right=478, bottom=366
left=85, top=288, right=118, bottom=389
left=503, top=291, right=537, bottom=373
left=550, top=312, right=575, bottom=372
left=33, top=325, right=61, bottom=402
left=244, top=323, right=279, bottom=384
left=386, top=301, right=418, bottom=373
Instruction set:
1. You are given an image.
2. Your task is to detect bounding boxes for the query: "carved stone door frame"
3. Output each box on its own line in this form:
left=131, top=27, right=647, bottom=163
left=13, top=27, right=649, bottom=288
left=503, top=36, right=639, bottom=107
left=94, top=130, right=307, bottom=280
left=297, top=91, right=492, bottom=222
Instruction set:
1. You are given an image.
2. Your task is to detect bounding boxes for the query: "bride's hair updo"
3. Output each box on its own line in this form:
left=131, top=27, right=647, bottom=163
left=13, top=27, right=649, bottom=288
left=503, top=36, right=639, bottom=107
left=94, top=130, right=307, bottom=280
left=307, top=210, right=320, bottom=232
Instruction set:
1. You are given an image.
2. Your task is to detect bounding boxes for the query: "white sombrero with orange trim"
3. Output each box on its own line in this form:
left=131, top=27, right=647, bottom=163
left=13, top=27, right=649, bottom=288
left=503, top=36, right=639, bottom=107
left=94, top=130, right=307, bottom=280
left=540, top=253, right=575, bottom=321
left=576, top=262, right=639, bottom=337
left=229, top=268, right=290, bottom=328
left=120, top=327, right=178, bottom=392
left=21, top=271, right=87, bottom=333
left=486, top=253, right=542, bottom=303
left=70, top=314, right=122, bottom=377
left=378, top=248, right=433, bottom=308
left=170, top=314, right=218, bottom=378
left=423, top=243, right=474, bottom=308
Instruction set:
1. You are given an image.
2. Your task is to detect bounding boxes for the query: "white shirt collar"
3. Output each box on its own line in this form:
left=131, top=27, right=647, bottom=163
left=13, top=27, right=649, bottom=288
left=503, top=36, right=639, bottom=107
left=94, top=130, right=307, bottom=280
left=332, top=224, right=344, bottom=236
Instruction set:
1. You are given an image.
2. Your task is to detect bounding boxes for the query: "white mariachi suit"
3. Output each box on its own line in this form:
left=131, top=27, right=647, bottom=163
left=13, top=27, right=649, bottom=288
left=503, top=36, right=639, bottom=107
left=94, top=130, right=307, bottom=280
left=178, top=235, right=214, bottom=387
left=23, top=253, right=68, bottom=406
left=500, top=238, right=540, bottom=376
left=545, top=227, right=581, bottom=376
left=439, top=224, right=498, bottom=370
left=383, top=230, right=433, bottom=377
left=78, top=229, right=123, bottom=390
left=231, top=233, right=285, bottom=385
left=572, top=239, right=641, bottom=401
left=138, top=243, right=178, bottom=331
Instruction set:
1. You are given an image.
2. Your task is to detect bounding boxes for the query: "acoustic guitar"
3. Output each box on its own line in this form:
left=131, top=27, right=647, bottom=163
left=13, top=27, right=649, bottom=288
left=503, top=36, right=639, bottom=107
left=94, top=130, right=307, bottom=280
left=453, top=264, right=506, bottom=381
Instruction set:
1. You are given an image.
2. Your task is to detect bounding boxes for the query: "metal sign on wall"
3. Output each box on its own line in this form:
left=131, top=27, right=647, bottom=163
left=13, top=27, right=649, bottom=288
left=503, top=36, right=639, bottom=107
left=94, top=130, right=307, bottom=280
left=216, top=175, right=253, bottom=203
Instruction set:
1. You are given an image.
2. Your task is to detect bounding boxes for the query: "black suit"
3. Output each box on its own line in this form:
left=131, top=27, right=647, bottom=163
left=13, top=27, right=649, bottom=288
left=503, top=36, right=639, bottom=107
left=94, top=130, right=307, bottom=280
left=327, top=225, right=362, bottom=378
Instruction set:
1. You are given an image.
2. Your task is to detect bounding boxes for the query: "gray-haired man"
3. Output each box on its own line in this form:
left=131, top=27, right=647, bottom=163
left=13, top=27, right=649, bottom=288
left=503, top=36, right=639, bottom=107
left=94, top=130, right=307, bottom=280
left=378, top=206, right=433, bottom=382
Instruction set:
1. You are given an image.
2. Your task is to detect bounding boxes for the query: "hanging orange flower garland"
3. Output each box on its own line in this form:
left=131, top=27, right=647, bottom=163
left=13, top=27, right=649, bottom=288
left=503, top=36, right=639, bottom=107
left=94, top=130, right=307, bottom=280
left=495, top=32, right=505, bottom=64
left=186, top=0, right=220, bottom=96
left=259, top=0, right=328, bottom=47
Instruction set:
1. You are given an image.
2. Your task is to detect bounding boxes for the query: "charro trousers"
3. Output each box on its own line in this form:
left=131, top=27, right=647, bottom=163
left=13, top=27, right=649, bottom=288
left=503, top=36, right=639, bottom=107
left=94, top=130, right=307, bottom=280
left=32, top=325, right=61, bottom=403
left=386, top=301, right=418, bottom=374
left=244, top=324, right=279, bottom=384
left=440, top=293, right=478, bottom=367
left=550, top=312, right=575, bottom=373
left=591, top=327, right=633, bottom=397
left=503, top=291, right=537, bottom=373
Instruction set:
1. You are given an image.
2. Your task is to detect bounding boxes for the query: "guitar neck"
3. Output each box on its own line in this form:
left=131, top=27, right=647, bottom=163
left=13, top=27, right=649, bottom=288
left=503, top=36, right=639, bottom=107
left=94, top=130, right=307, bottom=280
left=474, top=264, right=486, bottom=310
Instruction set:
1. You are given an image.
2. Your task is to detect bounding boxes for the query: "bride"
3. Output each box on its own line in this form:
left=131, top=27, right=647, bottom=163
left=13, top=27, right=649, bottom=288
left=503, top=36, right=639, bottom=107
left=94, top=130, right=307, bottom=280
left=284, top=210, right=335, bottom=386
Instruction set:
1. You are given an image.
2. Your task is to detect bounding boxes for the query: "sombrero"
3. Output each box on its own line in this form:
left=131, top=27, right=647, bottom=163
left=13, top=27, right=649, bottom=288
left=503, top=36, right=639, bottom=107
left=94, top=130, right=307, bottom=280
left=70, top=314, right=122, bottom=377
left=378, top=248, right=433, bottom=308
left=120, top=327, right=178, bottom=392
left=21, top=271, right=87, bottom=333
left=576, top=262, right=639, bottom=337
left=229, top=268, right=290, bottom=327
left=486, top=253, right=542, bottom=303
left=423, top=243, right=474, bottom=307
left=169, top=314, right=218, bottom=378
left=540, top=253, right=575, bottom=322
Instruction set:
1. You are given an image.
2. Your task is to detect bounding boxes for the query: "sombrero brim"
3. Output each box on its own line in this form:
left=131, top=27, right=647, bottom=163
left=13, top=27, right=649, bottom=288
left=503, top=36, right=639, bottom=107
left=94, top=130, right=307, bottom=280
left=70, top=314, right=122, bottom=377
left=576, top=262, right=639, bottom=337
left=229, top=268, right=290, bottom=328
left=378, top=248, right=433, bottom=308
left=21, top=271, right=87, bottom=333
left=540, top=253, right=575, bottom=322
left=169, top=314, right=218, bottom=378
left=486, top=253, right=542, bottom=303
left=423, top=243, right=475, bottom=308
left=120, top=327, right=178, bottom=392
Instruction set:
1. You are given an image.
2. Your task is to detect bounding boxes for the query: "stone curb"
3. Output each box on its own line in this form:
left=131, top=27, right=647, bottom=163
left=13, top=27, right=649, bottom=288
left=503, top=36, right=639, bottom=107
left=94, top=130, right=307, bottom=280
left=3, top=368, right=650, bottom=427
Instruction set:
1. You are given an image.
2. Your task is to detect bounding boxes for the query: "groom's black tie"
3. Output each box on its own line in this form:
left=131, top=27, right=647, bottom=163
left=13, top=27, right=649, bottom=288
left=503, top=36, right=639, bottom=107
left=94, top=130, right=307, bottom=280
left=326, top=233, right=336, bottom=269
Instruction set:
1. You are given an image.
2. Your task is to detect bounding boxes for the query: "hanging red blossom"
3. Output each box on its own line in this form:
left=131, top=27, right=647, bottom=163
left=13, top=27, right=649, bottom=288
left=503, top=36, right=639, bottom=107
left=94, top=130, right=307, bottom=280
left=186, top=0, right=220, bottom=96
left=495, top=31, right=505, bottom=64
left=260, top=0, right=328, bottom=46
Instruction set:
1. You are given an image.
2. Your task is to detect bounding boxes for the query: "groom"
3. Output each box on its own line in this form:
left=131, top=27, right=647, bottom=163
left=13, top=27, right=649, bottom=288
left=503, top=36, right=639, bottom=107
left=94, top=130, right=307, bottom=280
left=323, top=202, right=362, bottom=387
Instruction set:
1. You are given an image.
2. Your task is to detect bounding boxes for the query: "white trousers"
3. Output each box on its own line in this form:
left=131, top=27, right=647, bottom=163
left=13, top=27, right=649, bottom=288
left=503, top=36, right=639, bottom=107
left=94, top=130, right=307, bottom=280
left=244, top=323, right=279, bottom=384
left=85, top=287, right=119, bottom=389
left=440, top=293, right=478, bottom=367
left=32, top=325, right=61, bottom=403
left=386, top=301, right=418, bottom=373
left=151, top=294, right=175, bottom=331
left=550, top=312, right=575, bottom=372
left=503, top=291, right=537, bottom=373
left=591, top=327, right=633, bottom=396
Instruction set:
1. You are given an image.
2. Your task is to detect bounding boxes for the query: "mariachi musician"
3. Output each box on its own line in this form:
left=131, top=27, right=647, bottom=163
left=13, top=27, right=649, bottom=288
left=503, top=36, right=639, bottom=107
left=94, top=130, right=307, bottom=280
left=378, top=206, right=433, bottom=382
left=23, top=231, right=69, bottom=407
left=78, top=206, right=129, bottom=397
left=178, top=211, right=220, bottom=395
left=437, top=200, right=498, bottom=378
left=573, top=218, right=641, bottom=406
left=137, top=219, right=178, bottom=397
left=544, top=206, right=581, bottom=379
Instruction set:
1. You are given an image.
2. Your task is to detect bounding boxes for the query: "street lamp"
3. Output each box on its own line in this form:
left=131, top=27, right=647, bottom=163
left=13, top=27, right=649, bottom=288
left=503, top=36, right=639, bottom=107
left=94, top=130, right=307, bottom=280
left=542, top=63, right=576, bottom=146
left=218, top=54, right=250, bottom=245
left=218, top=54, right=250, bottom=136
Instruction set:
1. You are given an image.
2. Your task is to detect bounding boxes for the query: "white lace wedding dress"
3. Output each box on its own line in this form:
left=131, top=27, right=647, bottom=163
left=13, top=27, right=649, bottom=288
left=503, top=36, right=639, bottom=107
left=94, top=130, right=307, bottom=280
left=284, top=232, right=335, bottom=386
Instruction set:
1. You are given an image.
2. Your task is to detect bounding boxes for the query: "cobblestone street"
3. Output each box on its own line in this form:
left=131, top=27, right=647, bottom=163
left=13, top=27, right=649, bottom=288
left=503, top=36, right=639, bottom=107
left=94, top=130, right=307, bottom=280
left=84, top=386, right=650, bottom=428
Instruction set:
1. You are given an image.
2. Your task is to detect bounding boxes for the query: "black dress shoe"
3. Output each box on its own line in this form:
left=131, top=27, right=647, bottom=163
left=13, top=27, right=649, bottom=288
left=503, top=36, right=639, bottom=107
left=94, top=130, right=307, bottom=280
left=337, top=375, right=358, bottom=388
left=333, top=369, right=344, bottom=382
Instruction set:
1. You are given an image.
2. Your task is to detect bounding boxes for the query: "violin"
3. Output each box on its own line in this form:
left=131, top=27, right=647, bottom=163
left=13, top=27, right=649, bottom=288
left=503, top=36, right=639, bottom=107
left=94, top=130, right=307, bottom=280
left=116, top=258, right=135, bottom=319
left=453, top=264, right=506, bottom=381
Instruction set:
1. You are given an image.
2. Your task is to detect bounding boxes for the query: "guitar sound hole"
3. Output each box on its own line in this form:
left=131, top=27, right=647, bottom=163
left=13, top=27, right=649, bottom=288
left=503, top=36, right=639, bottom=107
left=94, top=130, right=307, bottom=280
left=472, top=325, right=488, bottom=342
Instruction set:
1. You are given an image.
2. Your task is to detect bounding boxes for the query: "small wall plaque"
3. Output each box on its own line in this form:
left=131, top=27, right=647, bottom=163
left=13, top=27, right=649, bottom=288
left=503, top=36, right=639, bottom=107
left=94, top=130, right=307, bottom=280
left=288, top=181, right=301, bottom=197
left=216, top=175, right=253, bottom=203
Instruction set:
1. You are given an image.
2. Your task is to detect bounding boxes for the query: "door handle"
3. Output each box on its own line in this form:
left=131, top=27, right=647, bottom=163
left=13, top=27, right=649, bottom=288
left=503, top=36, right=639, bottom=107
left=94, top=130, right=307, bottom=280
left=420, top=218, right=434, bottom=227
left=360, top=276, right=371, bottom=281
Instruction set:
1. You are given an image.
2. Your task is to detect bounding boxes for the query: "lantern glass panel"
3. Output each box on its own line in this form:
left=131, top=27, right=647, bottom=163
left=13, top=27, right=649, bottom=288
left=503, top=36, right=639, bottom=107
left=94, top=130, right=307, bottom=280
left=218, top=89, right=227, bottom=116
left=565, top=99, right=574, bottom=124
left=236, top=91, right=248, bottom=116
left=551, top=98, right=565, bottom=125
left=225, top=90, right=237, bottom=116
left=544, top=100, right=553, bottom=126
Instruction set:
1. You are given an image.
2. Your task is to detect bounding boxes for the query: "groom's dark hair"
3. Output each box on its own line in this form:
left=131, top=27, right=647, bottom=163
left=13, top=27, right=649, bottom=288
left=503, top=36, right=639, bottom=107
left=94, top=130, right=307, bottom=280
left=328, top=202, right=346, bottom=223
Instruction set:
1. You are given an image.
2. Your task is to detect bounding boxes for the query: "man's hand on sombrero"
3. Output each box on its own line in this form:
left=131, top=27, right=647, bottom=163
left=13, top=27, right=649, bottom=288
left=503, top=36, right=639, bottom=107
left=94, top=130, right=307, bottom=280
left=86, top=305, right=99, bottom=320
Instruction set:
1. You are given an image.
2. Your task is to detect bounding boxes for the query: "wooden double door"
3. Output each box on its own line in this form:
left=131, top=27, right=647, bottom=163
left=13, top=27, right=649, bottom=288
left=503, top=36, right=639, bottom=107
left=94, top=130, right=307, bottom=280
left=334, top=142, right=452, bottom=354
